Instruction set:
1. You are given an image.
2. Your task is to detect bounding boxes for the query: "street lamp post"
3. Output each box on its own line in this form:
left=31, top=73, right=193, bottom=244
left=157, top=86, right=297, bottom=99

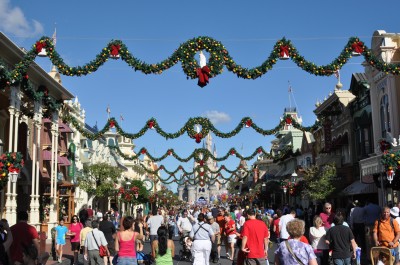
left=283, top=186, right=287, bottom=204
left=126, top=181, right=131, bottom=215
left=262, top=183, right=266, bottom=207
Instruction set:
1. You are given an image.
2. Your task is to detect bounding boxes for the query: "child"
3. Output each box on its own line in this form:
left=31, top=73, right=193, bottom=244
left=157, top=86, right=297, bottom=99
left=55, top=219, right=68, bottom=263
left=377, top=251, right=389, bottom=265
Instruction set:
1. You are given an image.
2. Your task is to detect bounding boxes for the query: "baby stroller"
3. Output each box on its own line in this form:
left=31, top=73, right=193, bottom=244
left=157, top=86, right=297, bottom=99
left=179, top=234, right=193, bottom=262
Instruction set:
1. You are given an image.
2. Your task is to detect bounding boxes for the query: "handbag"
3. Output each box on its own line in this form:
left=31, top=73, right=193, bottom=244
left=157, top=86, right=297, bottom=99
left=285, top=240, right=305, bottom=265
left=92, top=231, right=107, bottom=257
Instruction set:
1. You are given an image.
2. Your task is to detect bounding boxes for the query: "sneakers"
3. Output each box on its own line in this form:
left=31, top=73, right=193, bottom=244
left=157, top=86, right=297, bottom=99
left=58, top=257, right=62, bottom=263
left=226, top=253, right=230, bottom=260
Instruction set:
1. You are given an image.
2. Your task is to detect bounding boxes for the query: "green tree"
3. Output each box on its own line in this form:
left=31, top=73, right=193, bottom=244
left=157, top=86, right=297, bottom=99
left=302, top=163, right=336, bottom=201
left=79, top=162, right=123, bottom=199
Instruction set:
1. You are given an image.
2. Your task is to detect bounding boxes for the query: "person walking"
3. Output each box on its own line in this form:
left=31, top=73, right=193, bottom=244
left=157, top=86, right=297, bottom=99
left=326, top=212, right=358, bottom=265
left=55, top=218, right=69, bottom=263
left=177, top=210, right=193, bottom=237
left=207, top=214, right=220, bottom=263
left=80, top=220, right=93, bottom=265
left=373, top=206, right=400, bottom=264
left=69, top=215, right=83, bottom=265
left=147, top=208, right=165, bottom=254
left=10, top=211, right=41, bottom=265
left=151, top=226, right=175, bottom=265
left=115, top=216, right=144, bottom=265
left=349, top=200, right=365, bottom=251
left=320, top=202, right=335, bottom=229
left=279, top=209, right=296, bottom=242
left=84, top=220, right=110, bottom=265
left=224, top=212, right=237, bottom=260
left=240, top=209, right=270, bottom=265
left=99, top=214, right=116, bottom=265
left=309, top=216, right=329, bottom=265
left=274, top=219, right=317, bottom=265
left=190, top=213, right=215, bottom=265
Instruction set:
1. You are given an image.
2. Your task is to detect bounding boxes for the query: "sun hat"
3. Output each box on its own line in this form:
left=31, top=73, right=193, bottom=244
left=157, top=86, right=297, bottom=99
left=390, top=206, right=399, bottom=217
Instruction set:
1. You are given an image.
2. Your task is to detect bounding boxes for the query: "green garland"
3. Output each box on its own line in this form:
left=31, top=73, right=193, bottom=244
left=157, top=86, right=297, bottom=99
left=64, top=114, right=320, bottom=143
left=0, top=36, right=398, bottom=89
left=109, top=145, right=270, bottom=162
left=0, top=61, right=63, bottom=115
left=381, top=149, right=400, bottom=171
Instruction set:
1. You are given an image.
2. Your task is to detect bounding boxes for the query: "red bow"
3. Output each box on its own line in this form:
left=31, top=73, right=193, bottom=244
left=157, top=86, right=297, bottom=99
left=141, top=148, right=147, bottom=154
left=199, top=160, right=204, bottom=166
left=110, top=45, right=120, bottom=56
left=195, top=133, right=203, bottom=143
left=285, top=117, right=292, bottom=125
left=280, top=45, right=289, bottom=57
left=36, top=41, right=46, bottom=53
left=245, top=119, right=253, bottom=128
left=257, top=148, right=262, bottom=154
left=351, top=41, right=364, bottom=54
left=109, top=120, right=115, bottom=128
left=148, top=120, right=154, bottom=129
left=197, top=66, right=211, bottom=87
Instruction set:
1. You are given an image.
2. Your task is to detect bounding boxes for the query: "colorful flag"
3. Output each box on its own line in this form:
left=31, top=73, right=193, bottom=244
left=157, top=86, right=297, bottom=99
left=106, top=105, right=111, bottom=114
left=288, top=85, right=292, bottom=93
left=120, top=114, right=124, bottom=121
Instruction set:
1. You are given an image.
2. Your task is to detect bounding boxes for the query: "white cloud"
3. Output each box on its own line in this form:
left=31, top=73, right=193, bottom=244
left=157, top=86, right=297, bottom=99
left=0, top=0, right=44, bottom=37
left=203, top=111, right=231, bottom=124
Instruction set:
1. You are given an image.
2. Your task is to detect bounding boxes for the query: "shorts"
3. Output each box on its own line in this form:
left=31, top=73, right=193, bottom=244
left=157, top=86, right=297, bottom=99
left=228, top=234, right=237, bottom=244
left=56, top=239, right=66, bottom=246
left=71, top=242, right=80, bottom=251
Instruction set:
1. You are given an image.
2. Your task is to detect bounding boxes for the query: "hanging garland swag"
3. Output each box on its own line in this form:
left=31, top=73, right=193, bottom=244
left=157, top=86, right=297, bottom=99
left=0, top=36, right=398, bottom=89
left=64, top=114, right=319, bottom=143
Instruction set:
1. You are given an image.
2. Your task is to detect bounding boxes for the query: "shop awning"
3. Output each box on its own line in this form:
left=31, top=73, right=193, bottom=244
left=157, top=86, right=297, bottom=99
left=341, top=181, right=377, bottom=196
left=59, top=122, right=74, bottom=133
left=58, top=156, right=71, bottom=166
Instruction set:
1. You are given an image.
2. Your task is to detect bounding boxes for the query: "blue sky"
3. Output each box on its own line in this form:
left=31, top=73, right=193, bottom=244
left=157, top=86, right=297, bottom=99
left=1, top=0, right=399, bottom=190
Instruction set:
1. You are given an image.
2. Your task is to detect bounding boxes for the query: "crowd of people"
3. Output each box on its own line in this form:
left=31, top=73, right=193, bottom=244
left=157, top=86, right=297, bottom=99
left=2, top=200, right=400, bottom=265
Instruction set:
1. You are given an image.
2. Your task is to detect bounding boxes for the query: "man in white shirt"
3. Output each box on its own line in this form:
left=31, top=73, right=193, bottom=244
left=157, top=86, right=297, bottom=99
left=147, top=208, right=165, bottom=253
left=177, top=210, right=193, bottom=236
left=84, top=220, right=109, bottom=265
left=279, top=209, right=296, bottom=241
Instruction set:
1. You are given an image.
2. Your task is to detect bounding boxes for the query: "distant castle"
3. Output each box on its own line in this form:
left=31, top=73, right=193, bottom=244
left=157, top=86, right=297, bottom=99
left=178, top=134, right=226, bottom=204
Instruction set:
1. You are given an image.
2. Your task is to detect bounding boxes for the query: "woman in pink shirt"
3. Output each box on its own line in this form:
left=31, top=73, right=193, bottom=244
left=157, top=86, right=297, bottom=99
left=115, top=216, right=144, bottom=265
left=68, top=215, right=83, bottom=265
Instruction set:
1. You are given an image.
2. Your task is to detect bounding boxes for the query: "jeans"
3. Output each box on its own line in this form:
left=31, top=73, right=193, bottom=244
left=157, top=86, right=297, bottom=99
left=333, top=258, right=351, bottom=265
left=117, top=257, right=137, bottom=265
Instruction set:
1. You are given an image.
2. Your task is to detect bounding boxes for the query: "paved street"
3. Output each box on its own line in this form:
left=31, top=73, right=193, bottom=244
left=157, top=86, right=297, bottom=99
left=44, top=235, right=277, bottom=265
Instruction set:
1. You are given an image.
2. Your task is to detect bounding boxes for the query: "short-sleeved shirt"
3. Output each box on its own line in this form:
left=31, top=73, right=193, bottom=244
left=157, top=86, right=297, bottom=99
left=10, top=222, right=39, bottom=263
left=279, top=214, right=294, bottom=239
left=326, top=225, right=355, bottom=258
left=211, top=222, right=220, bottom=235
left=56, top=225, right=68, bottom=244
left=216, top=215, right=226, bottom=235
left=69, top=222, right=83, bottom=243
left=225, top=219, right=236, bottom=236
left=275, top=239, right=316, bottom=265
left=320, top=212, right=335, bottom=229
left=190, top=222, right=214, bottom=240
left=84, top=229, right=108, bottom=251
left=373, top=218, right=400, bottom=248
left=241, top=219, right=269, bottom=259
left=147, top=215, right=165, bottom=236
